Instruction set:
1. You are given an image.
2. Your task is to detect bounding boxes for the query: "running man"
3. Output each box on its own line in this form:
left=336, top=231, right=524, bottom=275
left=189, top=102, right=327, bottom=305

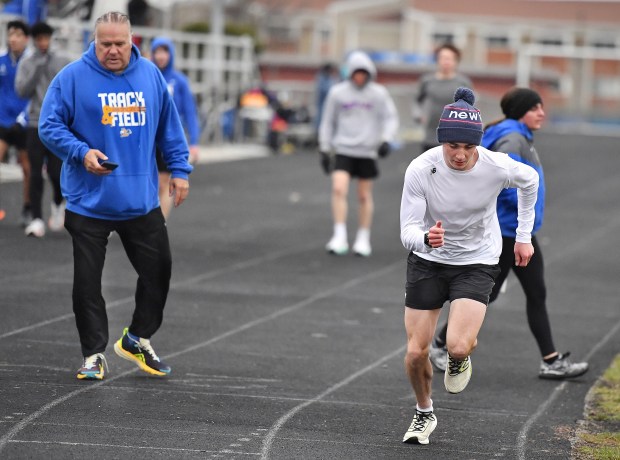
left=400, top=88, right=539, bottom=444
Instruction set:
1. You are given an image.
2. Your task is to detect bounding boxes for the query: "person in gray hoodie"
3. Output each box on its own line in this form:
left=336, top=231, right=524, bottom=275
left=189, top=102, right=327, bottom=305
left=319, top=50, right=399, bottom=257
left=15, top=21, right=71, bottom=237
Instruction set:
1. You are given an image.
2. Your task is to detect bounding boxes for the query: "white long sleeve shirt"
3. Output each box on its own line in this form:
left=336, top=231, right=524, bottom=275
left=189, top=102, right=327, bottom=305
left=400, top=146, right=539, bottom=265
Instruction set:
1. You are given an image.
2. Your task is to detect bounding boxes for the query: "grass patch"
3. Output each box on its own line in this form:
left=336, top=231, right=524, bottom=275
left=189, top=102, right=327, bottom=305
left=574, top=354, right=620, bottom=460
left=590, top=360, right=620, bottom=423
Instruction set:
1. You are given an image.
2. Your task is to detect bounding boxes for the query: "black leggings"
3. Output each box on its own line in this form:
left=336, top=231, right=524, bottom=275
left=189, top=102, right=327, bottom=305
left=27, top=127, right=63, bottom=219
left=436, top=235, right=556, bottom=357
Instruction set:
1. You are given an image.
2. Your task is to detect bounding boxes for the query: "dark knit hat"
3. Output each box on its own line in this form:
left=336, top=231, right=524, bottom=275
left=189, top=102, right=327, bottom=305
left=436, top=87, right=483, bottom=145
left=501, top=87, right=543, bottom=120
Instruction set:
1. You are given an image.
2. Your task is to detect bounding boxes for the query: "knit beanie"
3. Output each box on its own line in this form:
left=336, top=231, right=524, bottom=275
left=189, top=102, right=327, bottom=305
left=436, top=87, right=483, bottom=145
left=500, top=87, right=542, bottom=120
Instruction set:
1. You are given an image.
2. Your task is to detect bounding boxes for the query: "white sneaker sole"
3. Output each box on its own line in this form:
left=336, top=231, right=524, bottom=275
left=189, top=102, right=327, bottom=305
left=353, top=248, right=371, bottom=257
left=326, top=246, right=349, bottom=255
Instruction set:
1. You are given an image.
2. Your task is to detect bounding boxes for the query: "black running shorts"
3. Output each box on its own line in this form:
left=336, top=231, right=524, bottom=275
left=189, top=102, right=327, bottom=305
left=333, top=154, right=378, bottom=179
left=405, top=252, right=500, bottom=310
left=0, top=124, right=27, bottom=150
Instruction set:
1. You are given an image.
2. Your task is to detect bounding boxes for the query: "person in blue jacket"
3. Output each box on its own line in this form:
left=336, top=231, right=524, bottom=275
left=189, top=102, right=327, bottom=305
left=428, top=87, right=588, bottom=380
left=0, top=20, right=32, bottom=226
left=38, top=11, right=192, bottom=381
left=150, top=36, right=200, bottom=219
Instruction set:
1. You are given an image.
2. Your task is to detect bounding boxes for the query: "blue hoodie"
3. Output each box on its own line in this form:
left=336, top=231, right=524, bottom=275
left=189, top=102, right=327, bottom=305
left=0, top=51, right=29, bottom=127
left=150, top=37, right=200, bottom=145
left=39, top=42, right=192, bottom=220
left=482, top=119, right=545, bottom=237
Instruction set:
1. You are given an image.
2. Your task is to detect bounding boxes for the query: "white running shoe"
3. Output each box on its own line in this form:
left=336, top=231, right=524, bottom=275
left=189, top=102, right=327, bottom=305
left=403, top=410, right=437, bottom=444
left=25, top=218, right=45, bottom=238
left=444, top=354, right=472, bottom=394
left=48, top=201, right=66, bottom=232
left=429, top=343, right=447, bottom=372
left=352, top=237, right=372, bottom=257
left=325, top=235, right=349, bottom=255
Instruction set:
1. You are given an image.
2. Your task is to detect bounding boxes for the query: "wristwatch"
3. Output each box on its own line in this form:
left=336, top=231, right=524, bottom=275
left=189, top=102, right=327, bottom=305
left=424, top=232, right=432, bottom=248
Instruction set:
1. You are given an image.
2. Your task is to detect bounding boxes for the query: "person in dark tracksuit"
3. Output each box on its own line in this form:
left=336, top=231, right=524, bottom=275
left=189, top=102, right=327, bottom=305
left=428, top=87, right=588, bottom=381
left=16, top=21, right=71, bottom=238
left=39, top=11, right=192, bottom=380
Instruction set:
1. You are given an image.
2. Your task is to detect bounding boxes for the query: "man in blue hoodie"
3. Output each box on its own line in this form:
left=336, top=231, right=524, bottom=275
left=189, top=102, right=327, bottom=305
left=150, top=36, right=200, bottom=219
left=39, top=11, right=192, bottom=380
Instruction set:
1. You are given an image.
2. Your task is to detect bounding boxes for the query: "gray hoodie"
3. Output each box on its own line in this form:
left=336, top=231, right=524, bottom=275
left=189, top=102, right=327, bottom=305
left=15, top=48, right=71, bottom=127
left=319, top=51, right=399, bottom=159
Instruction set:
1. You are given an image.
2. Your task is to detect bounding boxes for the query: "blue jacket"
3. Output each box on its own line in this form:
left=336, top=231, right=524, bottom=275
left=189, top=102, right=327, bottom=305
left=150, top=37, right=200, bottom=145
left=482, top=119, right=545, bottom=237
left=39, top=42, right=192, bottom=220
left=0, top=52, right=29, bottom=128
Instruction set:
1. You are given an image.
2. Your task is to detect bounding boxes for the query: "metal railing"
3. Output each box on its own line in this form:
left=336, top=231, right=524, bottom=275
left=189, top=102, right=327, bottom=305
left=0, top=13, right=259, bottom=144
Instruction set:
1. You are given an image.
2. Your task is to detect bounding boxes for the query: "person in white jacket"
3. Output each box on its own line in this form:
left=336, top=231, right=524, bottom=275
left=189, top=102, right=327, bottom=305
left=319, top=50, right=399, bottom=257
left=400, top=88, right=539, bottom=445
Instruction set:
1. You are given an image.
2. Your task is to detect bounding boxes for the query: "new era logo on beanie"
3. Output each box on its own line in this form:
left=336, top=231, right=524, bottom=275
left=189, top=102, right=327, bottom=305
left=436, top=87, right=483, bottom=145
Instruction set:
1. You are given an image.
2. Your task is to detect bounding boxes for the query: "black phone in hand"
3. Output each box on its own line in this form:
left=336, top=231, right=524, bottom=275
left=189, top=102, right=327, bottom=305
left=100, top=161, right=119, bottom=171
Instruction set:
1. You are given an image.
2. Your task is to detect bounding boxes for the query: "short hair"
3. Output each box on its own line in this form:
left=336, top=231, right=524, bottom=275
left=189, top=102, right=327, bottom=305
left=95, top=11, right=131, bottom=30
left=7, top=20, right=29, bottom=36
left=30, top=22, right=54, bottom=38
left=434, top=43, right=462, bottom=62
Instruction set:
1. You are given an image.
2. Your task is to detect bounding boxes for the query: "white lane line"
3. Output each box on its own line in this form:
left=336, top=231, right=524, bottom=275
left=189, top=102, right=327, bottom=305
left=260, top=345, right=406, bottom=460
left=8, top=439, right=259, bottom=455
left=516, top=299, right=620, bottom=460
left=516, top=215, right=620, bottom=459
left=0, top=382, right=531, bottom=416
left=0, top=243, right=317, bottom=340
left=163, top=262, right=402, bottom=361
left=0, top=260, right=402, bottom=455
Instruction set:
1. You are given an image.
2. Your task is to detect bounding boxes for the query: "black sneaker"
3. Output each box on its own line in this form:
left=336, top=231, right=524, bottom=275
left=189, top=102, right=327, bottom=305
left=403, top=409, right=437, bottom=445
left=114, top=327, right=171, bottom=376
left=539, top=352, right=588, bottom=380
left=77, top=353, right=107, bottom=380
left=20, top=207, right=32, bottom=227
